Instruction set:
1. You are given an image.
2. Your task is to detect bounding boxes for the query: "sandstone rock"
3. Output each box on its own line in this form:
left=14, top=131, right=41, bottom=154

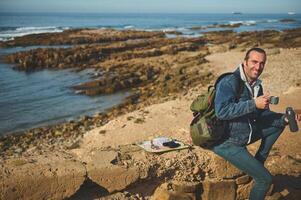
left=151, top=183, right=196, bottom=200
left=88, top=166, right=141, bottom=193
left=0, top=152, right=86, bottom=200
left=265, top=192, right=283, bottom=200
left=85, top=150, right=143, bottom=193
left=236, top=175, right=251, bottom=185
left=236, top=180, right=253, bottom=200
left=279, top=188, right=289, bottom=197
left=201, top=179, right=236, bottom=200
left=172, top=181, right=201, bottom=193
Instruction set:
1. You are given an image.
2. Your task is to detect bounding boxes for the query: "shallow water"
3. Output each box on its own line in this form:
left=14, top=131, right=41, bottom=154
left=0, top=46, right=130, bottom=135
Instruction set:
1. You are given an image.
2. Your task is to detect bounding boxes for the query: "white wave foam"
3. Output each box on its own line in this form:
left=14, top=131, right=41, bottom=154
left=124, top=25, right=135, bottom=29
left=162, top=27, right=190, bottom=32
left=162, top=28, right=177, bottom=32
left=266, top=19, right=278, bottom=23
left=229, top=20, right=244, bottom=25
left=15, top=26, right=58, bottom=31
left=244, top=20, right=257, bottom=25
left=229, top=20, right=257, bottom=26
left=0, top=26, right=68, bottom=41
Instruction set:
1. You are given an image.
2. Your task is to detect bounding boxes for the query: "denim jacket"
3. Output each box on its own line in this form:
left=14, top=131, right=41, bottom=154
left=215, top=65, right=285, bottom=146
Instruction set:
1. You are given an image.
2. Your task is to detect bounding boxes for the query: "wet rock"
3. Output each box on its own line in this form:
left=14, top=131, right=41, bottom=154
left=203, top=28, right=301, bottom=49
left=1, top=29, right=166, bottom=47
left=280, top=19, right=296, bottom=23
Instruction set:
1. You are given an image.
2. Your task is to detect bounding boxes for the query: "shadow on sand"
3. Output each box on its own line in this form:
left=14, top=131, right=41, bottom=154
left=66, top=178, right=109, bottom=200
left=273, top=174, right=301, bottom=199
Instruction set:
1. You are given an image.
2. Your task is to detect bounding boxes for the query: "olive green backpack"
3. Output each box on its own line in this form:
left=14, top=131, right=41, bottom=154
left=190, top=72, right=243, bottom=149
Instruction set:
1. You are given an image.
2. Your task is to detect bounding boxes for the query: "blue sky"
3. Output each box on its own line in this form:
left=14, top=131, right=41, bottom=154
left=0, top=0, right=300, bottom=13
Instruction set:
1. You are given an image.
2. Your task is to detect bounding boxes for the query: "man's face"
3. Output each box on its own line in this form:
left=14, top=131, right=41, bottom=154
left=243, top=51, right=266, bottom=82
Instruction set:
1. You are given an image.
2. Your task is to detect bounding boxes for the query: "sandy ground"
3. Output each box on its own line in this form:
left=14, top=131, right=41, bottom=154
left=71, top=47, right=301, bottom=160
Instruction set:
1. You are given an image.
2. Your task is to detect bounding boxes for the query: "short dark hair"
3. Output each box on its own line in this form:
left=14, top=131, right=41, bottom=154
left=244, top=47, right=266, bottom=61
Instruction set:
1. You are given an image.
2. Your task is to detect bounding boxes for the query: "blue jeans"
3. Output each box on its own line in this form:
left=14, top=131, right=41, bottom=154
left=212, top=123, right=284, bottom=200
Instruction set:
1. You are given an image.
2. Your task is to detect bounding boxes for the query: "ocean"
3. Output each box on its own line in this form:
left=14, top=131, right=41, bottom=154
left=0, top=13, right=300, bottom=135
left=1, top=13, right=301, bottom=41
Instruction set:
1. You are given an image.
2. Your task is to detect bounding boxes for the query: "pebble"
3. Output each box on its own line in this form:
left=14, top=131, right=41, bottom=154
left=192, top=166, right=199, bottom=175
left=14, top=148, right=23, bottom=154
left=165, top=160, right=172, bottom=168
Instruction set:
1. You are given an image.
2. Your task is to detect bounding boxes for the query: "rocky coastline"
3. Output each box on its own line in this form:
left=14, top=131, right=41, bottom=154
left=1, top=28, right=301, bottom=200
left=0, top=29, right=213, bottom=159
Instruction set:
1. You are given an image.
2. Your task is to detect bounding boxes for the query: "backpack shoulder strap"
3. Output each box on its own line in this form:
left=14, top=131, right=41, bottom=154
left=232, top=73, right=244, bottom=98
left=214, top=72, right=244, bottom=100
left=213, top=72, right=234, bottom=89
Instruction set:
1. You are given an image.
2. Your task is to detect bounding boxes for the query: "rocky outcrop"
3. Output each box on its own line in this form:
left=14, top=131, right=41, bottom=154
left=0, top=152, right=86, bottom=200
left=84, top=150, right=148, bottom=193
left=0, top=29, right=165, bottom=47
left=0, top=29, right=212, bottom=157
left=203, top=27, right=301, bottom=49
left=1, top=139, right=301, bottom=199
left=2, top=32, right=210, bottom=101
left=189, top=23, right=244, bottom=30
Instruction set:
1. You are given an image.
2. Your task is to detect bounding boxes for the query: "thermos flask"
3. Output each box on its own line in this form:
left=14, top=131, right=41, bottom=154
left=286, top=107, right=299, bottom=132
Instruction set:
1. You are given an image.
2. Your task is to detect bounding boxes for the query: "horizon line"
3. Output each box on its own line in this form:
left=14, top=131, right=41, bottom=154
left=0, top=11, right=299, bottom=15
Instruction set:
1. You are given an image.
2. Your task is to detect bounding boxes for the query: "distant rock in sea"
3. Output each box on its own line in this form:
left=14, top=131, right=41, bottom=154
left=280, top=18, right=296, bottom=23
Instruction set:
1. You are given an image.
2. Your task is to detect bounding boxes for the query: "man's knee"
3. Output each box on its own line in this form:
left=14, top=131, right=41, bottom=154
left=255, top=172, right=273, bottom=187
left=275, top=126, right=285, bottom=137
left=265, top=126, right=284, bottom=138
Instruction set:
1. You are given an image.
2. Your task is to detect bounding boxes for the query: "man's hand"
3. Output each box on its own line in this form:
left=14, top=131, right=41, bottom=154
left=255, top=94, right=269, bottom=109
left=284, top=113, right=301, bottom=123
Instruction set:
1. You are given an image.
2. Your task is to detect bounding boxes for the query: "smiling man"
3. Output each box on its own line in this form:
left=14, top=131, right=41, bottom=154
left=211, top=47, right=301, bottom=200
left=244, top=48, right=266, bottom=83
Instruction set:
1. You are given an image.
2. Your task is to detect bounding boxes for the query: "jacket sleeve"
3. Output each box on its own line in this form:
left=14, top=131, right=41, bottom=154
left=214, top=76, right=257, bottom=120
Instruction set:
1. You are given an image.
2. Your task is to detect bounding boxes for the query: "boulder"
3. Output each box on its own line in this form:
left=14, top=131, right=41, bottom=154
left=85, top=150, right=143, bottom=193
left=236, top=180, right=253, bottom=200
left=235, top=175, right=251, bottom=185
left=201, top=179, right=236, bottom=200
left=151, top=183, right=196, bottom=200
left=0, top=152, right=86, bottom=200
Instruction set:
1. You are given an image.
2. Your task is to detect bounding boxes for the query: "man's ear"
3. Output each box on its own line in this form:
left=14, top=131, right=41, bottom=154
left=243, top=60, right=247, bottom=68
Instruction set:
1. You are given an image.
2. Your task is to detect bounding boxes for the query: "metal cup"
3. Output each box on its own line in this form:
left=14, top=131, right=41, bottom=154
left=269, top=96, right=279, bottom=105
